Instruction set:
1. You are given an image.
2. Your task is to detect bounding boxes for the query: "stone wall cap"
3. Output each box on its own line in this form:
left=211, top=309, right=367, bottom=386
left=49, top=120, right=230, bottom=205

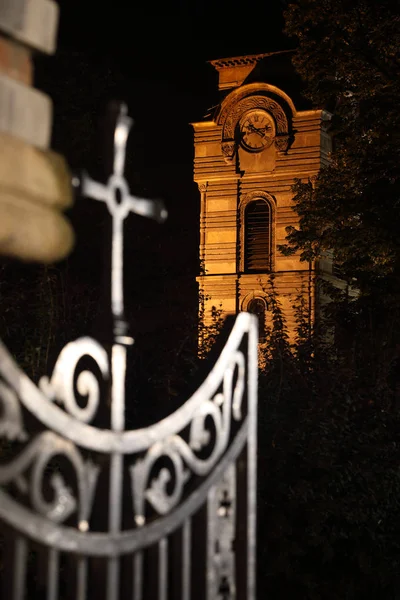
left=0, top=0, right=59, bottom=55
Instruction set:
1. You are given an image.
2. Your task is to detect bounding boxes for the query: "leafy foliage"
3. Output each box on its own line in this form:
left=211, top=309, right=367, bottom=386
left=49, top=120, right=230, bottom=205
left=282, top=0, right=400, bottom=293
left=258, top=6, right=400, bottom=595
left=258, top=282, right=400, bottom=599
left=0, top=262, right=97, bottom=380
left=197, top=292, right=225, bottom=361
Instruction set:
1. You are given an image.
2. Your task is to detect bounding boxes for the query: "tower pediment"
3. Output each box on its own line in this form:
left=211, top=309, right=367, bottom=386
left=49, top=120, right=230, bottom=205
left=209, top=53, right=272, bottom=91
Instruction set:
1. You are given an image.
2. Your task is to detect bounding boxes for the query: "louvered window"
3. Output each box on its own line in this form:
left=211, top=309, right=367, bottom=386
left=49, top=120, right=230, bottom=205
left=244, top=200, right=271, bottom=272
left=247, top=298, right=267, bottom=343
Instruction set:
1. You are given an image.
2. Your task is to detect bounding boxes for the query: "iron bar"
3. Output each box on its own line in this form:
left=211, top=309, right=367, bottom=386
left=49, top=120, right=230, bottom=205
left=158, top=538, right=168, bottom=600
left=76, top=556, right=88, bottom=600
left=206, top=486, right=217, bottom=600
left=182, top=518, right=191, bottom=600
left=133, top=551, right=143, bottom=600
left=47, top=548, right=59, bottom=600
left=13, top=536, right=27, bottom=600
left=111, top=215, right=124, bottom=318
left=247, top=318, right=258, bottom=600
left=107, top=345, right=127, bottom=599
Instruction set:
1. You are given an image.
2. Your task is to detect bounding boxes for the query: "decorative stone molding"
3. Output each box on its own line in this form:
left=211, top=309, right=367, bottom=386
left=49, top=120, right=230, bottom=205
left=217, top=85, right=294, bottom=163
left=223, top=95, right=288, bottom=141
left=221, top=140, right=236, bottom=164
left=274, top=134, right=291, bottom=153
left=218, top=83, right=296, bottom=126
left=238, top=191, right=276, bottom=273
left=198, top=182, right=208, bottom=193
left=209, top=54, right=271, bottom=71
left=240, top=291, right=269, bottom=313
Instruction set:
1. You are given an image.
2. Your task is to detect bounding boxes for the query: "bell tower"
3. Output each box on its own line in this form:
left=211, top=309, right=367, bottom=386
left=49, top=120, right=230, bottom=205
left=192, top=52, right=332, bottom=339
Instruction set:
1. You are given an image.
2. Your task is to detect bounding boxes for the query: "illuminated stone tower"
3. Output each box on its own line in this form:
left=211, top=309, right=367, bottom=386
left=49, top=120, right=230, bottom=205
left=192, top=52, right=332, bottom=339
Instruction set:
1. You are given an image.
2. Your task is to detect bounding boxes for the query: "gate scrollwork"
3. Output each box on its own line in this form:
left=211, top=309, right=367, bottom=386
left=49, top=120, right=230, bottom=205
left=131, top=350, right=246, bottom=522
left=0, top=104, right=258, bottom=600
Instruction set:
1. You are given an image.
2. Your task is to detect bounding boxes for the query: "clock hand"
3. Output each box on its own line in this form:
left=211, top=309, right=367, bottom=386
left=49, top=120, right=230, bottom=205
left=247, top=123, right=268, bottom=138
left=246, top=123, right=263, bottom=136
left=259, top=125, right=272, bottom=136
left=251, top=124, right=273, bottom=139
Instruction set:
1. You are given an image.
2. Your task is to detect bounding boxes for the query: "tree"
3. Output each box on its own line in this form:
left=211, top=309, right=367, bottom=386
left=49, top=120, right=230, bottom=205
left=253, top=5, right=400, bottom=597
left=279, top=0, right=400, bottom=409
left=257, top=281, right=400, bottom=599
left=282, top=0, right=400, bottom=293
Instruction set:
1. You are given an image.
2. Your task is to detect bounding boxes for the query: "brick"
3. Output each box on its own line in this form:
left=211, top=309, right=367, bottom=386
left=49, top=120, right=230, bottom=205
left=0, top=0, right=59, bottom=55
left=0, top=36, right=33, bottom=84
left=0, top=74, right=52, bottom=148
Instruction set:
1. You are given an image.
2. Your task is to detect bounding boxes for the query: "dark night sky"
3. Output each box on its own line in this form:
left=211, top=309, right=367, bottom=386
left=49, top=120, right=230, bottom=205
left=38, top=0, right=291, bottom=266
left=42, top=0, right=290, bottom=174
left=56, top=1, right=288, bottom=68
left=46, top=0, right=290, bottom=207
left=42, top=1, right=289, bottom=284
left=54, top=1, right=289, bottom=114
left=33, top=1, right=292, bottom=392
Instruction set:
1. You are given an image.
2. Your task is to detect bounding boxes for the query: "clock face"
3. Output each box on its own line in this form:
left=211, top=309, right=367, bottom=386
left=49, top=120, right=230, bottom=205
left=239, top=109, right=274, bottom=152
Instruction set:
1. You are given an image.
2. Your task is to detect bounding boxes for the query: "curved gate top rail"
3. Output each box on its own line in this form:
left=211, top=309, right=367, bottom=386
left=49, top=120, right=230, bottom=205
left=0, top=104, right=258, bottom=600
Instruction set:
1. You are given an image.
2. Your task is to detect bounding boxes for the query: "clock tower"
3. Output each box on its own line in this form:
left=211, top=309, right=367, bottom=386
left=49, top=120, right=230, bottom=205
left=192, top=52, right=332, bottom=340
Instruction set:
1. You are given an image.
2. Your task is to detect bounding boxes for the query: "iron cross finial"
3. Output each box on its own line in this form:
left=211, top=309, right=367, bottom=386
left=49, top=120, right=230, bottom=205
left=73, top=103, right=167, bottom=344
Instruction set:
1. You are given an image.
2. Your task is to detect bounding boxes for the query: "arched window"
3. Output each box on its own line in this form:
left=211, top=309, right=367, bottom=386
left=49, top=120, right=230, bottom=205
left=244, top=199, right=271, bottom=272
left=247, top=298, right=267, bottom=343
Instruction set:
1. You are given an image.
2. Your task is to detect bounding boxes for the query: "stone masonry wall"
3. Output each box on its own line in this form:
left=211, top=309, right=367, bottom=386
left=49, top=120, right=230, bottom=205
left=0, top=0, right=74, bottom=263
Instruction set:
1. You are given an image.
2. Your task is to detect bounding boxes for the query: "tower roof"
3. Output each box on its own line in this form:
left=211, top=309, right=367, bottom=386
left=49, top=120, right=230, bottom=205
left=209, top=53, right=272, bottom=71
left=209, top=51, right=294, bottom=91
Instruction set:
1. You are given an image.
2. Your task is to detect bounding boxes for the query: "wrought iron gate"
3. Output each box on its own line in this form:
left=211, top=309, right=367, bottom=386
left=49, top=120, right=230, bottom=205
left=0, top=105, right=258, bottom=600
